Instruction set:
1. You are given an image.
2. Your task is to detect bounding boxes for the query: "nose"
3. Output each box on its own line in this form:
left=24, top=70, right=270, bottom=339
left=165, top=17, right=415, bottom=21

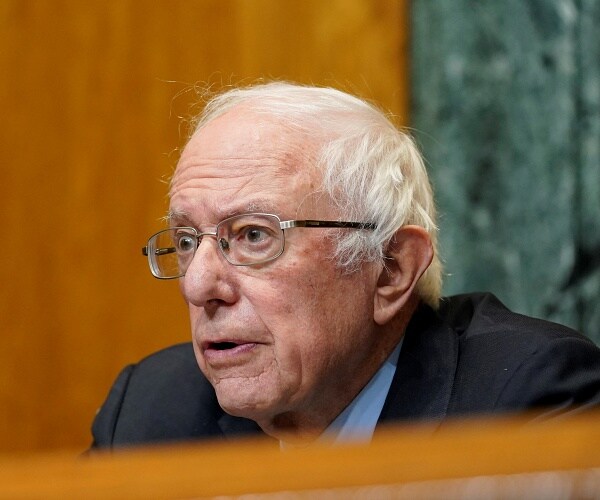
left=180, top=235, right=238, bottom=309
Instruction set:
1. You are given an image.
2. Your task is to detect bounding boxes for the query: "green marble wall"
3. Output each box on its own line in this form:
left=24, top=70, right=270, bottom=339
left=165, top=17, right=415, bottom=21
left=411, top=0, right=600, bottom=343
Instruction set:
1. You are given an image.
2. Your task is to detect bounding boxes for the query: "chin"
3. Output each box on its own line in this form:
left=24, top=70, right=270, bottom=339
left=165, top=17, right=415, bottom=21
left=218, top=399, right=276, bottom=424
left=215, top=386, right=278, bottom=420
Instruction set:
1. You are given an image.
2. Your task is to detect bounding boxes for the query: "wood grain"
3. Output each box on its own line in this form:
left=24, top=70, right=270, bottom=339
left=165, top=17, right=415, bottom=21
left=0, top=0, right=408, bottom=451
left=0, top=412, right=598, bottom=498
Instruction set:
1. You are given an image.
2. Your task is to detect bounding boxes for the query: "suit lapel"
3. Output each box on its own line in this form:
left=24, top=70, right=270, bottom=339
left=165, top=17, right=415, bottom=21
left=378, top=304, right=459, bottom=428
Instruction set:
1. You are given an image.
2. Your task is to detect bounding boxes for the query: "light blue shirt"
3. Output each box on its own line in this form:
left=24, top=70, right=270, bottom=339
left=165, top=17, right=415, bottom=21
left=320, top=339, right=403, bottom=445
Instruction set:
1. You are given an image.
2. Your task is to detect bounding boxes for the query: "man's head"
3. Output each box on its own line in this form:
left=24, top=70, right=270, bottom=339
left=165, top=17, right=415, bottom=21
left=167, top=82, right=440, bottom=442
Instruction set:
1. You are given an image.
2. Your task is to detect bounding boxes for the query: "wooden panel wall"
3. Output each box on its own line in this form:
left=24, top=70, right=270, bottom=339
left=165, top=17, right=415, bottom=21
left=0, top=0, right=407, bottom=452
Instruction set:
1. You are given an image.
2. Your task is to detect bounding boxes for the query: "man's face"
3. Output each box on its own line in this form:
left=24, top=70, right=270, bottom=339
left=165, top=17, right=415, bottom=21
left=169, top=107, right=384, bottom=437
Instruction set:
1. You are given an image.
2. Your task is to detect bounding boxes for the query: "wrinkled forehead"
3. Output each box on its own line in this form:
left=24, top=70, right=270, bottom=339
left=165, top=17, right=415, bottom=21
left=168, top=107, right=335, bottom=220
left=172, top=107, right=321, bottom=186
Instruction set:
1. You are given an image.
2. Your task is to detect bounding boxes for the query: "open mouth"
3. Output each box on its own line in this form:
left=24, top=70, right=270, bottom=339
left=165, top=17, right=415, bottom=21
left=202, top=340, right=257, bottom=360
left=211, top=341, right=239, bottom=351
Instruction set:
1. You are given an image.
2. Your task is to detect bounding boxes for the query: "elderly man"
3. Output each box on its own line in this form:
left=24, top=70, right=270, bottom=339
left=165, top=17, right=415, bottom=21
left=92, top=82, right=600, bottom=448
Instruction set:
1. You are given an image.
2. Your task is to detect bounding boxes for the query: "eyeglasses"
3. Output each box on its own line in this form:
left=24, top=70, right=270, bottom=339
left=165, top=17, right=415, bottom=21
left=142, top=212, right=376, bottom=279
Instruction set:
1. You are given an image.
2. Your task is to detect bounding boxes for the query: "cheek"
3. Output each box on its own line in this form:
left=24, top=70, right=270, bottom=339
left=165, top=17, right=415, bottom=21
left=263, top=263, right=373, bottom=360
left=192, top=340, right=208, bottom=375
left=242, top=268, right=326, bottom=361
left=187, top=303, right=204, bottom=343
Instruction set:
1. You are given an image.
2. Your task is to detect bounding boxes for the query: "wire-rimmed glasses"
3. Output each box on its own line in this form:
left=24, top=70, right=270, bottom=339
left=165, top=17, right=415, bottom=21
left=142, top=213, right=376, bottom=279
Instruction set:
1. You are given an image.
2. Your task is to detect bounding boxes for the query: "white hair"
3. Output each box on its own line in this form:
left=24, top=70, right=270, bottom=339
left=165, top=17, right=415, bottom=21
left=188, top=82, right=442, bottom=307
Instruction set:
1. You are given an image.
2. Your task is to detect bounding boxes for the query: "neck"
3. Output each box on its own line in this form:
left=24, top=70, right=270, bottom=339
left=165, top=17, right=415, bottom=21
left=261, top=412, right=326, bottom=446
left=256, top=311, right=416, bottom=444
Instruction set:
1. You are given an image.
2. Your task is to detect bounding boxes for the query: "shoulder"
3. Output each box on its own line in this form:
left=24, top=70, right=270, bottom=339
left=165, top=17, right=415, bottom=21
left=440, top=292, right=596, bottom=354
left=122, top=342, right=202, bottom=381
left=440, top=293, right=600, bottom=415
left=92, top=343, right=224, bottom=448
left=440, top=292, right=590, bottom=342
left=110, top=343, right=214, bottom=406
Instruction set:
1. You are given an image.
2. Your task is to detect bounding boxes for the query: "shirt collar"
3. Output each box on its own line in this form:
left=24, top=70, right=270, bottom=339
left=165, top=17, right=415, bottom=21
left=319, top=338, right=403, bottom=445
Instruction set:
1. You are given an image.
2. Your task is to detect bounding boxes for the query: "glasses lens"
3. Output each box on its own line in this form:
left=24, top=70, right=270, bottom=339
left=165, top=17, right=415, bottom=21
left=148, top=228, right=197, bottom=278
left=217, top=214, right=284, bottom=265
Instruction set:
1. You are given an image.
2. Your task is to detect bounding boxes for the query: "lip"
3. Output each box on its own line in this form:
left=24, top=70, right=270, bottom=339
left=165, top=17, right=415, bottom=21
left=201, top=340, right=258, bottom=365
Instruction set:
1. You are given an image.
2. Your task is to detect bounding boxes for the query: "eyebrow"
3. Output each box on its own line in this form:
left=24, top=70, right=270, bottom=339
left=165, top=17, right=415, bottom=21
left=165, top=208, right=192, bottom=225
left=244, top=200, right=277, bottom=214
left=165, top=200, right=279, bottom=226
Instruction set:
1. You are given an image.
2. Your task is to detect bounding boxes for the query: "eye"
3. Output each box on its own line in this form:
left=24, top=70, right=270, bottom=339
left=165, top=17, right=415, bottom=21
left=243, top=226, right=268, bottom=243
left=175, top=233, right=196, bottom=252
left=223, top=215, right=280, bottom=253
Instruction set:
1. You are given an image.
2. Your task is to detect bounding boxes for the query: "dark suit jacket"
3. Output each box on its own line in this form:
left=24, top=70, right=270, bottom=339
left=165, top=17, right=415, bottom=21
left=91, top=293, right=600, bottom=449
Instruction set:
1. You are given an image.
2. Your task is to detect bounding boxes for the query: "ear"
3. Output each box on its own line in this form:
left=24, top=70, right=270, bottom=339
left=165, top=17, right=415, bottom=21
left=373, top=225, right=434, bottom=326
